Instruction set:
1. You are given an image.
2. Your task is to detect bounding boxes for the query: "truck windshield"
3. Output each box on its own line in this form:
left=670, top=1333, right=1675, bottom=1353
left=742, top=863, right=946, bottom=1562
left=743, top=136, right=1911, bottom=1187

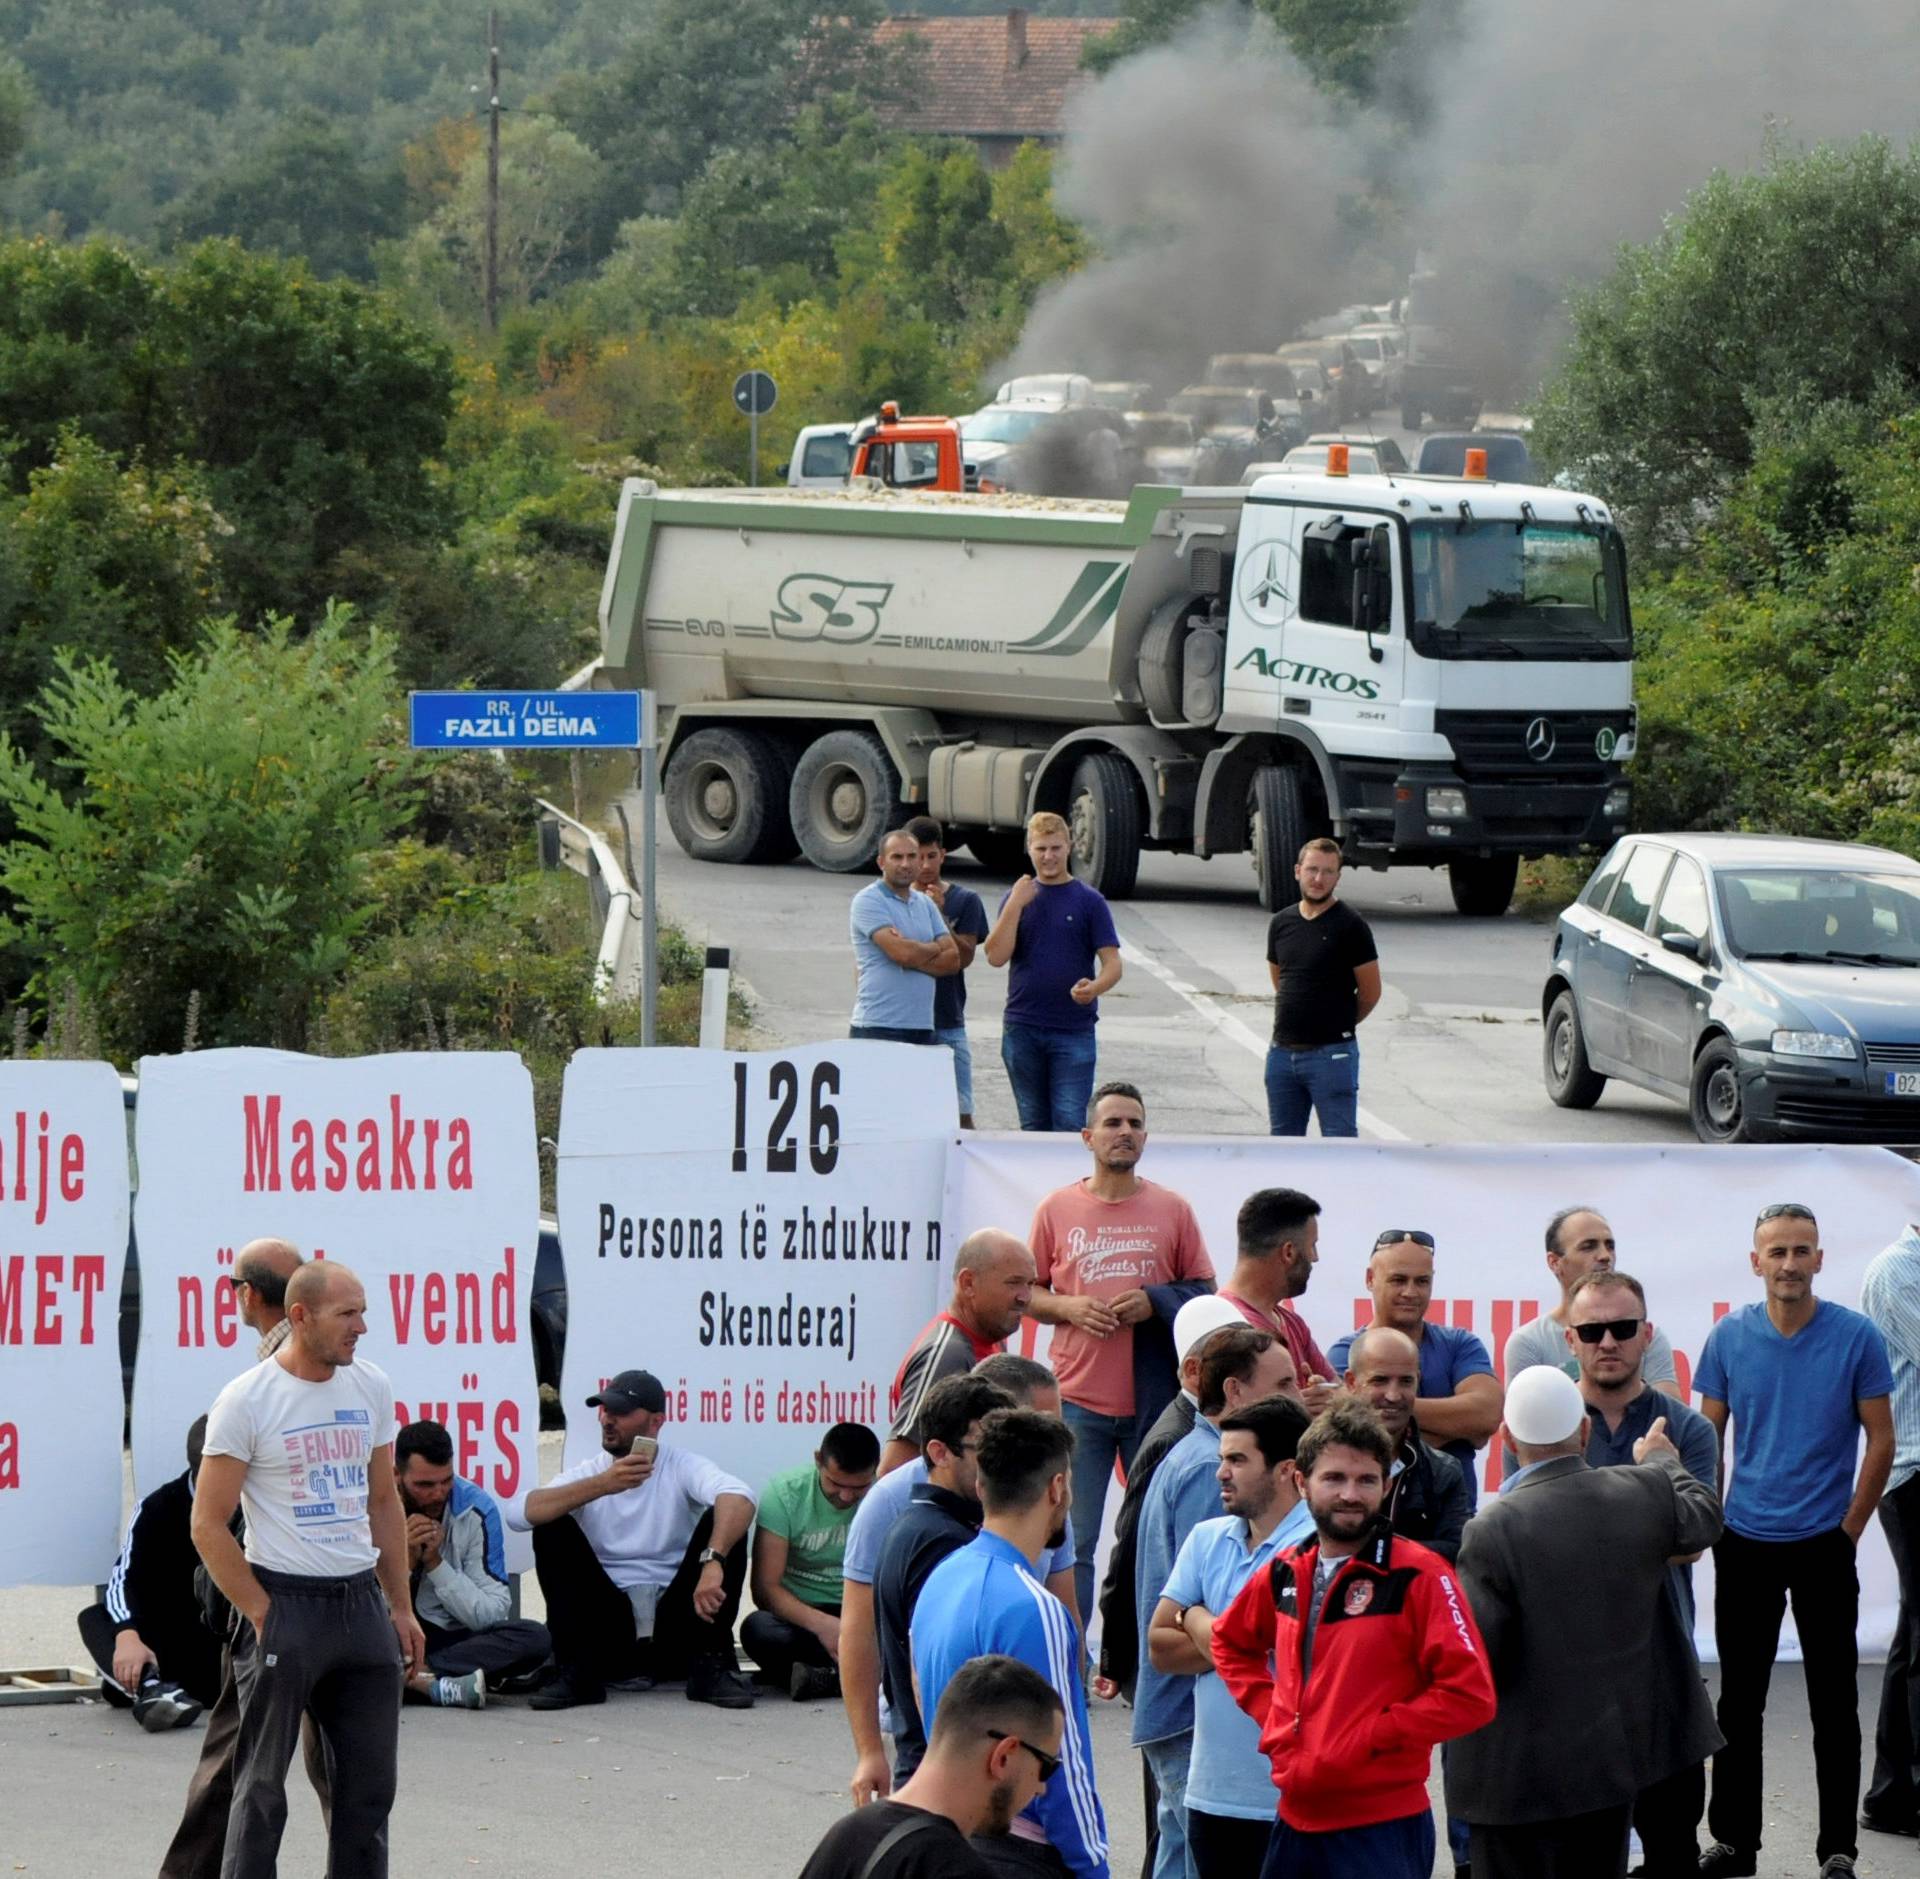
left=1409, top=518, right=1631, bottom=661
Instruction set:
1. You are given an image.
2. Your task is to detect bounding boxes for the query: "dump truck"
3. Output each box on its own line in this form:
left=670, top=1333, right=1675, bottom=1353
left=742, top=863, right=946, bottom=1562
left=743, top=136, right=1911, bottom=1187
left=596, top=461, right=1636, bottom=914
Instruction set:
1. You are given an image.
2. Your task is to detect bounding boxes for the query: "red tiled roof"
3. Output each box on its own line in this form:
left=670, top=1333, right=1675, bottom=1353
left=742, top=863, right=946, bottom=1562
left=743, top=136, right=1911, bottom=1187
left=875, top=12, right=1117, bottom=139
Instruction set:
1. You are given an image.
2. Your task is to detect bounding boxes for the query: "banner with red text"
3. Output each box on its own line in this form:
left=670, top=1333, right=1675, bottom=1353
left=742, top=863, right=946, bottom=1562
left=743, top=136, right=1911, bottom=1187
left=945, top=1135, right=1920, bottom=1660
left=0, top=1064, right=130, bottom=1585
left=131, top=1049, right=540, bottom=1567
left=555, top=1044, right=952, bottom=1488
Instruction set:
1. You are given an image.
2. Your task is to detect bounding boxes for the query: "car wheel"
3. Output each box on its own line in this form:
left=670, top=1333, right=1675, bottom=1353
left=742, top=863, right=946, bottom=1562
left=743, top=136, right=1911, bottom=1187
left=1543, top=990, right=1606, bottom=1109
left=1689, top=1036, right=1758, bottom=1144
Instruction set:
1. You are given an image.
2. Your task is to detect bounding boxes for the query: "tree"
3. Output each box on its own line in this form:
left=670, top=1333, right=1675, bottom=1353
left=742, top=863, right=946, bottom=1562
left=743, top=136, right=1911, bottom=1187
left=0, top=609, right=417, bottom=1057
left=0, top=52, right=31, bottom=178
left=1084, top=0, right=1421, bottom=91
left=1533, top=137, right=1920, bottom=557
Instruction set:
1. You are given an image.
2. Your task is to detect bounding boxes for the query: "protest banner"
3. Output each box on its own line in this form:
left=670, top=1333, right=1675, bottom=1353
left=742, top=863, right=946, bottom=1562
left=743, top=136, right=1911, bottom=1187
left=555, top=1043, right=952, bottom=1486
left=0, top=1064, right=130, bottom=1586
left=945, top=1134, right=1920, bottom=1657
left=131, top=1048, right=541, bottom=1565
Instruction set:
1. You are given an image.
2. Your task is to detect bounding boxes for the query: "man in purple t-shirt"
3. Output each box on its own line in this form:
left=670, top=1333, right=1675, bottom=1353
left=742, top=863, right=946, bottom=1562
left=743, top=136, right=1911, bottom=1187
left=983, top=811, right=1122, bottom=1131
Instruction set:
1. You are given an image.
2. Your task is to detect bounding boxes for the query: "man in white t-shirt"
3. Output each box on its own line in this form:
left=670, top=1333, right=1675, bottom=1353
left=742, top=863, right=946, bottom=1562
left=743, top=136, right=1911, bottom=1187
left=191, top=1259, right=422, bottom=1879
left=514, top=1366, right=758, bottom=1711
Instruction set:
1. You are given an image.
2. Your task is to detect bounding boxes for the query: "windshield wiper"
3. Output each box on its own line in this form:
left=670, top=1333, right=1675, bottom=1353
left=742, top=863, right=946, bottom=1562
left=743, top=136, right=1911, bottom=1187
left=1739, top=949, right=1832, bottom=963
left=1821, top=950, right=1920, bottom=967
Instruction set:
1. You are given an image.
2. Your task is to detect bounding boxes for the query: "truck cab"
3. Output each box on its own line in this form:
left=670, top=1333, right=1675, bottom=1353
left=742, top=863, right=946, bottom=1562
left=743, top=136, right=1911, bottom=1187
left=847, top=404, right=970, bottom=492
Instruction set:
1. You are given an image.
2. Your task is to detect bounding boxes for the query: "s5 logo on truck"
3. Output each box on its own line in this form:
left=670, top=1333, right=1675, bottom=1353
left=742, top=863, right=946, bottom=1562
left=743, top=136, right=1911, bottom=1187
left=772, top=575, right=895, bottom=643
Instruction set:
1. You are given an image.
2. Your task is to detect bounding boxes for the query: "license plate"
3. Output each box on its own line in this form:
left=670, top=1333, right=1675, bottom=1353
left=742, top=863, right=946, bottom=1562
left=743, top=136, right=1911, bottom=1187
left=1886, top=1071, right=1920, bottom=1096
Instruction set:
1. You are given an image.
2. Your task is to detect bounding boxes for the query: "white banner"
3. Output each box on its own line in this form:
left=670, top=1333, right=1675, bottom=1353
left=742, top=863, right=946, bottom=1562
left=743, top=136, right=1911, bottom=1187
left=944, top=1135, right=1920, bottom=1659
left=555, top=1044, right=952, bottom=1487
left=0, top=1064, right=131, bottom=1585
left=131, top=1049, right=541, bottom=1567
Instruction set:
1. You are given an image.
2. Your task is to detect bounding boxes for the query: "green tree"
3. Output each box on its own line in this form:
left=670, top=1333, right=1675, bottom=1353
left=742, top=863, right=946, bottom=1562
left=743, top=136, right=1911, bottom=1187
left=1084, top=0, right=1420, bottom=91
left=0, top=609, right=416, bottom=1057
left=0, top=52, right=31, bottom=178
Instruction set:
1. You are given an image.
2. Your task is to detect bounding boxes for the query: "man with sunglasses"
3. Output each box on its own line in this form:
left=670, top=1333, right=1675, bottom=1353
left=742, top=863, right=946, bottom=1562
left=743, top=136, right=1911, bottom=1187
left=1327, top=1231, right=1503, bottom=1511
left=1695, top=1203, right=1896, bottom=1879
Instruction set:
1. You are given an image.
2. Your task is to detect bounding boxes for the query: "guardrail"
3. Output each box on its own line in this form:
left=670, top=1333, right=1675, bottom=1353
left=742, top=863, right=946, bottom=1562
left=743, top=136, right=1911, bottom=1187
left=535, top=797, right=641, bottom=1004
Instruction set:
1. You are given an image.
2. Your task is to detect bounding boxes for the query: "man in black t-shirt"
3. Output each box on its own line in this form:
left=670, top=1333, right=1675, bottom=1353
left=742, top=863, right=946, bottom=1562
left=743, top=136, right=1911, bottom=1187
left=908, top=816, right=991, bottom=1128
left=800, top=1655, right=1065, bottom=1879
left=1263, top=836, right=1381, bottom=1137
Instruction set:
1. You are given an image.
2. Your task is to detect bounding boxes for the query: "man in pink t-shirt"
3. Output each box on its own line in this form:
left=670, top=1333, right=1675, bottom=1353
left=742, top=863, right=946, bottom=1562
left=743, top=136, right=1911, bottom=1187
left=1026, top=1081, right=1216, bottom=1616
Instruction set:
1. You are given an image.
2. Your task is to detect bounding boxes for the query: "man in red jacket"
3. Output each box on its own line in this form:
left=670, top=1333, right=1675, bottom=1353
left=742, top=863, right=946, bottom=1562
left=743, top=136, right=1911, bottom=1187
left=1211, top=1399, right=1495, bottom=1879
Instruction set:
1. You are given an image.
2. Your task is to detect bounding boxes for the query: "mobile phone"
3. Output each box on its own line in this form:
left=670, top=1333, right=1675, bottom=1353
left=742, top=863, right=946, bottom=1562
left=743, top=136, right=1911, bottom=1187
left=629, top=1434, right=659, bottom=1461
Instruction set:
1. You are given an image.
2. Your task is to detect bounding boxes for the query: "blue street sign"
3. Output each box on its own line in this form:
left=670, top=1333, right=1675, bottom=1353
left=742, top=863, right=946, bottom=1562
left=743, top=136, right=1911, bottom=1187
left=409, top=690, right=643, bottom=749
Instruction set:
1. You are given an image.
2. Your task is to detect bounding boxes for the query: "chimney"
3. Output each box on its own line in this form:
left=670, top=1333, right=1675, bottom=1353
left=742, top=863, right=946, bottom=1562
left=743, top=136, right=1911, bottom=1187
left=1006, top=8, right=1028, bottom=71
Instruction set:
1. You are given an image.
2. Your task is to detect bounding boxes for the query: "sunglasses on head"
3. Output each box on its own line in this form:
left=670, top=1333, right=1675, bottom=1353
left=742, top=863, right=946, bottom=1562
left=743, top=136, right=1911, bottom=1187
left=1573, top=1317, right=1643, bottom=1344
left=986, top=1730, right=1061, bottom=1781
left=1372, top=1230, right=1435, bottom=1249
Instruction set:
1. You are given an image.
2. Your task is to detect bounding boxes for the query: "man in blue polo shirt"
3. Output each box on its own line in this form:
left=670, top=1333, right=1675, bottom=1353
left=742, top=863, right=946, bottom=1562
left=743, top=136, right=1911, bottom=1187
left=1327, top=1230, right=1504, bottom=1510
left=851, top=828, right=957, bottom=1044
left=1695, top=1202, right=1895, bottom=1879
left=1147, top=1396, right=1315, bottom=1879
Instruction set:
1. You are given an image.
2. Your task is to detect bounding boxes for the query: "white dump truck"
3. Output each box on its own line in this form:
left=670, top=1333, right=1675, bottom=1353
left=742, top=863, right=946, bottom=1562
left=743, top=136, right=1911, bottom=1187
left=596, top=463, right=1636, bottom=913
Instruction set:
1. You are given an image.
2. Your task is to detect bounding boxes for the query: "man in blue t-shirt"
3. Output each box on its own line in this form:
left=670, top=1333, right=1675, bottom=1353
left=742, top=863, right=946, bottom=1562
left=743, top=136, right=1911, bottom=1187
left=1694, top=1202, right=1896, bottom=1879
left=850, top=828, right=958, bottom=1044
left=983, top=812, right=1122, bottom=1132
left=1326, top=1230, right=1503, bottom=1510
left=907, top=816, right=990, bottom=1127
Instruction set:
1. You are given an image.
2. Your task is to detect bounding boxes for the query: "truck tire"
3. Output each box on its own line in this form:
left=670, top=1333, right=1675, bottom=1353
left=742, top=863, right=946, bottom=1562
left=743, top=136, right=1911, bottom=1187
left=789, top=729, right=902, bottom=873
left=1250, top=765, right=1319, bottom=912
left=964, top=828, right=1032, bottom=877
left=663, top=727, right=797, bottom=865
left=1543, top=990, right=1606, bottom=1109
left=1448, top=854, right=1518, bottom=916
left=1068, top=752, right=1142, bottom=900
left=1138, top=598, right=1193, bottom=723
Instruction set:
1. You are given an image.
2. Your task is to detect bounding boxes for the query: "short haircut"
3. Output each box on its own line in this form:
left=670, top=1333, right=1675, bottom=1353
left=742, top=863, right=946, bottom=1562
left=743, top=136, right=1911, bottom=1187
left=1755, top=1202, right=1817, bottom=1234
left=903, top=814, right=944, bottom=848
left=953, top=1228, right=1024, bottom=1276
left=1544, top=1206, right=1606, bottom=1255
left=1568, top=1269, right=1648, bottom=1311
left=1345, top=1324, right=1418, bottom=1376
left=1297, top=836, right=1342, bottom=864
left=920, top=1376, right=1016, bottom=1454
left=1237, top=1187, right=1321, bottom=1258
left=186, top=1413, right=209, bottom=1475
left=1297, top=1398, right=1394, bottom=1477
left=285, top=1259, right=354, bottom=1315
left=926, top=1653, right=1063, bottom=1753
left=1219, top=1394, right=1312, bottom=1469
left=396, top=1419, right=454, bottom=1470
left=232, top=1240, right=299, bottom=1305
left=974, top=1408, right=1073, bottom=1516
left=880, top=827, right=920, bottom=855
left=972, top=1352, right=1056, bottom=1403
left=1085, top=1080, right=1144, bottom=1128
left=819, top=1421, right=881, bottom=1475
left=1027, top=811, right=1069, bottom=841
left=1197, top=1326, right=1277, bottom=1415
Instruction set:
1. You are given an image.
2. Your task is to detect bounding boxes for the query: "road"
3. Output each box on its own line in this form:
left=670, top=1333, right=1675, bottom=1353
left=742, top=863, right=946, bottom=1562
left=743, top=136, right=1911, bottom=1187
left=636, top=811, right=1694, bottom=1146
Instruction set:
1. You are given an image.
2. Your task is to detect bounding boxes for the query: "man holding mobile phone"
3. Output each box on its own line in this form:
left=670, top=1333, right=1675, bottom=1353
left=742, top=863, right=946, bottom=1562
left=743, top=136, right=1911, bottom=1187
left=512, top=1368, right=758, bottom=1712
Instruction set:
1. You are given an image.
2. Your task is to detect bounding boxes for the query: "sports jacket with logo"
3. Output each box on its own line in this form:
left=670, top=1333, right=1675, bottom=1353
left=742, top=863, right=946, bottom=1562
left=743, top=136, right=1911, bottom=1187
left=1211, top=1523, right=1495, bottom=1833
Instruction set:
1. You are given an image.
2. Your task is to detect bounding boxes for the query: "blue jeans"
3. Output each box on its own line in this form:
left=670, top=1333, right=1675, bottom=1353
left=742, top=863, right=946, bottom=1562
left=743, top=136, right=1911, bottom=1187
left=1001, top=1022, right=1098, bottom=1132
left=1260, top=1809, right=1434, bottom=1879
left=935, top=1025, right=974, bottom=1116
left=1061, top=1398, right=1141, bottom=1621
left=1264, top=1039, right=1360, bottom=1137
left=1142, top=1732, right=1197, bottom=1879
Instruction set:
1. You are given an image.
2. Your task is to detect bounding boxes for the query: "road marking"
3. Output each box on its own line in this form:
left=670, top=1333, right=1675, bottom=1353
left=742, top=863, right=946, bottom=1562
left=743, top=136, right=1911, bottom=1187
left=1117, top=934, right=1410, bottom=1142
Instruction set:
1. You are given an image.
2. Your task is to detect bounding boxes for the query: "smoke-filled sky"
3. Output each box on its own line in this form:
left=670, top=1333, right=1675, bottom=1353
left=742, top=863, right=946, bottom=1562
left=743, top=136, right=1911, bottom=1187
left=1005, top=0, right=1920, bottom=402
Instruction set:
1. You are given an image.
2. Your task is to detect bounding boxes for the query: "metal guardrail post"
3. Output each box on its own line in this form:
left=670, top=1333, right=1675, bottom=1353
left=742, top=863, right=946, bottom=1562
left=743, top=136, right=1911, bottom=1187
left=700, top=947, right=731, bottom=1048
left=639, top=691, right=659, bottom=1048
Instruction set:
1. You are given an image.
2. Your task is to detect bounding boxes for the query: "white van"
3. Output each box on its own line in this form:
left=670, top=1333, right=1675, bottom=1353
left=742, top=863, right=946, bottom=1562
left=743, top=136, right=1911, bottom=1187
left=785, top=423, right=855, bottom=488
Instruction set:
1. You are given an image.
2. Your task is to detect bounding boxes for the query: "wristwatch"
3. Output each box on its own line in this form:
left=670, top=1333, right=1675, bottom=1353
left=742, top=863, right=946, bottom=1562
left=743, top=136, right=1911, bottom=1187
left=698, top=1547, right=725, bottom=1567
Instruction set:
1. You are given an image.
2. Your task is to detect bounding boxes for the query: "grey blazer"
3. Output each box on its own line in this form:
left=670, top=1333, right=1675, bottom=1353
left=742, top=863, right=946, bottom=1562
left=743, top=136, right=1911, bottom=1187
left=1444, top=1451, right=1724, bottom=1826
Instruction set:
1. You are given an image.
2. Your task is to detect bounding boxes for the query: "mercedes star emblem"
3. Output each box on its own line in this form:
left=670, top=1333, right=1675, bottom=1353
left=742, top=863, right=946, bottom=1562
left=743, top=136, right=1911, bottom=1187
left=1245, top=547, right=1288, bottom=610
left=1524, top=716, right=1556, bottom=762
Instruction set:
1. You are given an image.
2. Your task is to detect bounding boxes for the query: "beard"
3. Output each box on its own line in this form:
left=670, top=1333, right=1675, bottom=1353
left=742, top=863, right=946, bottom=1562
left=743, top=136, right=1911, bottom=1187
left=1311, top=1504, right=1375, bottom=1545
left=1046, top=1517, right=1068, bottom=1551
left=982, top=1777, right=1021, bottom=1836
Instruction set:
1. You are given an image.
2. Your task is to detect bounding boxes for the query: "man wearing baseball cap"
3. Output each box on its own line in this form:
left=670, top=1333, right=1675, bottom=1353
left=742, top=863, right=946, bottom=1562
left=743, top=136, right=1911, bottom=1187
left=511, top=1368, right=758, bottom=1711
left=1445, top=1366, right=1722, bottom=1879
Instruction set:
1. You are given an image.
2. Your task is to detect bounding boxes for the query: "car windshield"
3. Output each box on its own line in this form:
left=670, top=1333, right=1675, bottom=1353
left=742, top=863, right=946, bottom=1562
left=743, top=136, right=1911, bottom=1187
left=1409, top=518, right=1632, bottom=661
left=800, top=434, right=852, bottom=478
left=1346, top=336, right=1383, bottom=360
left=962, top=410, right=1050, bottom=443
left=1417, top=435, right=1535, bottom=480
left=1170, top=392, right=1254, bottom=428
left=1718, top=869, right=1920, bottom=965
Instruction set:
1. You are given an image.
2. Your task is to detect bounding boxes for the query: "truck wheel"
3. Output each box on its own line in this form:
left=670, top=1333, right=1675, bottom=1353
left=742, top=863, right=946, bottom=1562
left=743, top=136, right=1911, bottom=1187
left=1249, top=766, right=1317, bottom=912
left=1068, top=752, right=1142, bottom=899
left=1137, top=599, right=1192, bottom=723
left=663, top=728, right=797, bottom=865
left=1448, top=854, right=1518, bottom=916
left=965, top=828, right=1032, bottom=877
left=1543, top=990, right=1606, bottom=1109
left=789, top=729, right=902, bottom=873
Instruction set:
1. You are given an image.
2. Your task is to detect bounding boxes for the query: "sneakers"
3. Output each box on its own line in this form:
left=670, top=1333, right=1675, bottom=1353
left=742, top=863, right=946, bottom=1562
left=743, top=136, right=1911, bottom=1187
left=132, top=1670, right=203, bottom=1733
left=1861, top=1808, right=1919, bottom=1838
left=686, top=1655, right=756, bottom=1710
left=789, top=1662, right=841, bottom=1702
left=1696, top=1848, right=1755, bottom=1878
left=528, top=1672, right=607, bottom=1711
left=427, top=1670, right=486, bottom=1709
left=1818, top=1859, right=1857, bottom=1877
left=608, top=1672, right=656, bottom=1693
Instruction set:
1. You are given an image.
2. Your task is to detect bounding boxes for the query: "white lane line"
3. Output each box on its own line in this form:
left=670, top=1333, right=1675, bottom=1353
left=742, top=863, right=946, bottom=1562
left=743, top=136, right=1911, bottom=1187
left=1117, top=934, right=1410, bottom=1142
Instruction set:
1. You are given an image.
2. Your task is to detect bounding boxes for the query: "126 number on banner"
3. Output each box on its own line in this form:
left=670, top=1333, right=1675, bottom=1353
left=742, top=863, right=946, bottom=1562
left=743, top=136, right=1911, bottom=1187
left=732, top=1058, right=840, bottom=1175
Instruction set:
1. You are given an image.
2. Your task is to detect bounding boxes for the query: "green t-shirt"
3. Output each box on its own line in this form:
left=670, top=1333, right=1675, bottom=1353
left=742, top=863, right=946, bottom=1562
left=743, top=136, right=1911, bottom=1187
left=757, top=1463, right=857, bottom=1608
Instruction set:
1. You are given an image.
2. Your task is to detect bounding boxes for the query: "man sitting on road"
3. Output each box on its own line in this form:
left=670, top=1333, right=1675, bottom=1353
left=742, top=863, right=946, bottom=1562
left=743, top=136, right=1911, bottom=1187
left=513, top=1367, right=758, bottom=1711
left=394, top=1418, right=552, bottom=1709
left=77, top=1414, right=221, bottom=1732
left=743, top=1421, right=879, bottom=1700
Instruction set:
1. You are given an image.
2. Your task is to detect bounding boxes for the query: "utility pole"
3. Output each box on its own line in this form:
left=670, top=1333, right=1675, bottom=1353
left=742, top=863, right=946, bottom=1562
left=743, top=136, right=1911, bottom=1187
left=484, top=9, right=500, bottom=333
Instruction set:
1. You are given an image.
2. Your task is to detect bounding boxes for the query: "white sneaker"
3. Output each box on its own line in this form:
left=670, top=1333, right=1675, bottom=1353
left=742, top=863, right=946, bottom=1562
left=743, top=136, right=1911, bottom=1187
left=430, top=1670, right=486, bottom=1709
